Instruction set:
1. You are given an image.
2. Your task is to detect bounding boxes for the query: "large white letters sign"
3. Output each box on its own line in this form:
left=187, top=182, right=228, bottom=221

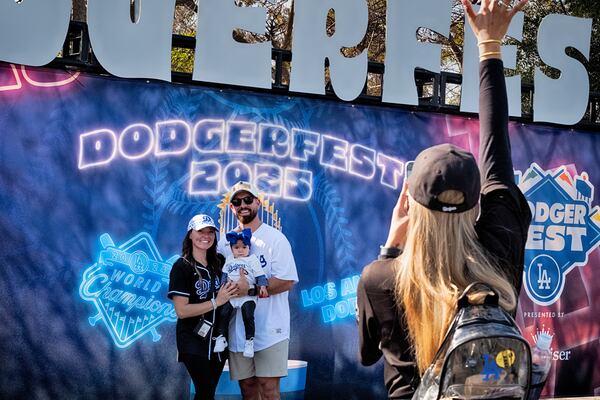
left=383, top=0, right=452, bottom=106
left=290, top=0, right=368, bottom=101
left=0, top=0, right=71, bottom=66
left=194, top=0, right=271, bottom=88
left=0, top=2, right=593, bottom=126
left=534, top=15, right=592, bottom=125
left=87, top=0, right=176, bottom=82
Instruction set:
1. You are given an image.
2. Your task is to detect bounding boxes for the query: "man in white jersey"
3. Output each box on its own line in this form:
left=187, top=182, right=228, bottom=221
left=217, top=181, right=298, bottom=400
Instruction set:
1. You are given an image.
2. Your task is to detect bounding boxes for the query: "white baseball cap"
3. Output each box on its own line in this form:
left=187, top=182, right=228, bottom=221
left=229, top=180, right=260, bottom=199
left=187, top=214, right=217, bottom=231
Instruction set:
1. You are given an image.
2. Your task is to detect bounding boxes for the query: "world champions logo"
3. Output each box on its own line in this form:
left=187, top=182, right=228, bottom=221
left=79, top=232, right=178, bottom=348
left=518, top=163, right=600, bottom=306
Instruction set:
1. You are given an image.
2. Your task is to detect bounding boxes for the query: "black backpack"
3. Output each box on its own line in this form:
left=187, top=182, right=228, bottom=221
left=412, top=283, right=535, bottom=400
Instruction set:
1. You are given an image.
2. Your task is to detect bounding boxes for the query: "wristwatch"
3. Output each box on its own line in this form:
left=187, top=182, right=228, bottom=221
left=379, top=246, right=402, bottom=259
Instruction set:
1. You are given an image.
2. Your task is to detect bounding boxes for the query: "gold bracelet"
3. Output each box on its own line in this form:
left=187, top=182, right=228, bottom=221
left=479, top=51, right=502, bottom=60
left=478, top=39, right=502, bottom=46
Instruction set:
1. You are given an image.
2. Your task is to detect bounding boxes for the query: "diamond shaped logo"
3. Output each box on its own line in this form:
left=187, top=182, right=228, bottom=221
left=518, top=163, right=600, bottom=306
left=79, top=232, right=179, bottom=348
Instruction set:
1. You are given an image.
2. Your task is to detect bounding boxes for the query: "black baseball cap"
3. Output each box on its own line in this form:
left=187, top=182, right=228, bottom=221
left=407, top=143, right=480, bottom=213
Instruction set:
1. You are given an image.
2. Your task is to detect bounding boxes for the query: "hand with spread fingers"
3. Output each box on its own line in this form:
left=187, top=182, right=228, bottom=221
left=216, top=280, right=238, bottom=306
left=461, top=0, right=528, bottom=61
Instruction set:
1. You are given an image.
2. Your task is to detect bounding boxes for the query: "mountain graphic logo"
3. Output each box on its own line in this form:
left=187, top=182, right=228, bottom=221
left=518, top=163, right=600, bottom=306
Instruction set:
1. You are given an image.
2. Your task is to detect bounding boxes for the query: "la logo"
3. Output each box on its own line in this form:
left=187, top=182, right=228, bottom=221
left=481, top=353, right=502, bottom=381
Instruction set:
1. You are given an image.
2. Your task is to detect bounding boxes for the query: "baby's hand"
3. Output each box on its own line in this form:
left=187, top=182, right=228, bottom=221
left=259, top=286, right=269, bottom=298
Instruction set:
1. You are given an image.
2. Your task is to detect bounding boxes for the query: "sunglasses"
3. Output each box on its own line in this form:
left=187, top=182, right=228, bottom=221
left=231, top=195, right=255, bottom=207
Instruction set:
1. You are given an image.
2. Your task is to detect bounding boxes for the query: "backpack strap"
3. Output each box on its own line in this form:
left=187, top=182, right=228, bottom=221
left=457, top=282, right=499, bottom=309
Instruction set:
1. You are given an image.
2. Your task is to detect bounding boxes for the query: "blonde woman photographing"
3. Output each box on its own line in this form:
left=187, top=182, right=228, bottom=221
left=357, top=0, right=532, bottom=398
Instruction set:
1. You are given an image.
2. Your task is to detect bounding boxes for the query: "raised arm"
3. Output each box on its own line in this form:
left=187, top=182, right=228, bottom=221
left=462, top=0, right=528, bottom=191
left=464, top=0, right=532, bottom=292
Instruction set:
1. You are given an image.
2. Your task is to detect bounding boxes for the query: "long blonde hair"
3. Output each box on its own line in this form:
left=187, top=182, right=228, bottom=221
left=394, top=190, right=517, bottom=375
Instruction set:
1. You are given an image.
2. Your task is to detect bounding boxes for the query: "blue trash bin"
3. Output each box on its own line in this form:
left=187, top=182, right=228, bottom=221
left=191, top=360, right=307, bottom=399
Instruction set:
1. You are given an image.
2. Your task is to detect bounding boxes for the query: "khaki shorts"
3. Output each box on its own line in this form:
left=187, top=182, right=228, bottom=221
left=228, top=339, right=289, bottom=381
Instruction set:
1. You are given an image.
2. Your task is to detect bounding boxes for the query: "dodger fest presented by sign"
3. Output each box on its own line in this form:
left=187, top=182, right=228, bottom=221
left=1, top=63, right=599, bottom=399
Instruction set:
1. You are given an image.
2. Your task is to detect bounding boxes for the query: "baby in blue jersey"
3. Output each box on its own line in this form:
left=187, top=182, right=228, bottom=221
left=213, top=228, right=268, bottom=357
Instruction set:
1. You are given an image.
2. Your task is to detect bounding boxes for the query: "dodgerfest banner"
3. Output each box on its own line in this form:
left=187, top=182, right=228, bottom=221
left=0, top=63, right=598, bottom=399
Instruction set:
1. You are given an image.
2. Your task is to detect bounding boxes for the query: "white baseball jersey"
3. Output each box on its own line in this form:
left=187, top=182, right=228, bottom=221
left=218, top=223, right=298, bottom=352
left=222, top=254, right=266, bottom=308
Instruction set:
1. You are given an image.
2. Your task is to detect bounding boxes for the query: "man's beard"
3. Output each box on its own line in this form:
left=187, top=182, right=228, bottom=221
left=237, top=208, right=258, bottom=224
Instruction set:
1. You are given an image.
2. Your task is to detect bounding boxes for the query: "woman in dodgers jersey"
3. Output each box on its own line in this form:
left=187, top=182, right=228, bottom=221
left=168, top=214, right=238, bottom=400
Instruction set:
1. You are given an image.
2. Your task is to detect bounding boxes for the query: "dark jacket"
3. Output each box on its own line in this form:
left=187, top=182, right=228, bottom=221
left=357, top=59, right=532, bottom=399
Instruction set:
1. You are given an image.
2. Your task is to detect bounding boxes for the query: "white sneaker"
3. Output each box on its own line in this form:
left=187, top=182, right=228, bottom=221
left=213, top=335, right=228, bottom=352
left=243, top=338, right=254, bottom=358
